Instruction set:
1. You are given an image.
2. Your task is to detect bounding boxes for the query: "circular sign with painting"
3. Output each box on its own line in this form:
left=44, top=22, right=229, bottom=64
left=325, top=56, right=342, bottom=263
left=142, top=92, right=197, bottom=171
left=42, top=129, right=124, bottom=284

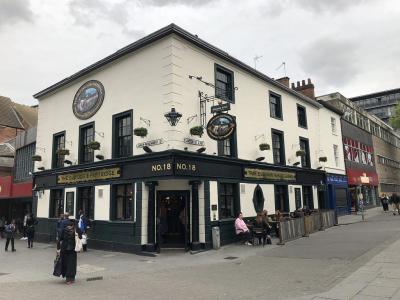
left=206, top=113, right=236, bottom=141
left=72, top=80, right=105, bottom=120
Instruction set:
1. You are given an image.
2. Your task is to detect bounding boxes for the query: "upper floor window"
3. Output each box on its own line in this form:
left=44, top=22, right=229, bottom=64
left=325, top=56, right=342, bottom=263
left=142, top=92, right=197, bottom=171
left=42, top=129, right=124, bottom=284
left=52, top=132, right=65, bottom=168
left=299, top=137, right=311, bottom=168
left=333, top=144, right=339, bottom=167
left=113, top=110, right=133, bottom=158
left=331, top=117, right=337, bottom=134
left=79, top=123, right=94, bottom=164
left=218, top=131, right=237, bottom=157
left=14, top=143, right=35, bottom=181
left=272, top=129, right=285, bottom=165
left=297, top=104, right=307, bottom=128
left=269, top=92, right=283, bottom=120
left=215, top=64, right=234, bottom=103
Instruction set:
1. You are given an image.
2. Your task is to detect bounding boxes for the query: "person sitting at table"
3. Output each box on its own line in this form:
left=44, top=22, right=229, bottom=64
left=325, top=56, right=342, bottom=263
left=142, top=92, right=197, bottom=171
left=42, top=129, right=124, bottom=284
left=261, top=210, right=272, bottom=245
left=235, top=212, right=252, bottom=245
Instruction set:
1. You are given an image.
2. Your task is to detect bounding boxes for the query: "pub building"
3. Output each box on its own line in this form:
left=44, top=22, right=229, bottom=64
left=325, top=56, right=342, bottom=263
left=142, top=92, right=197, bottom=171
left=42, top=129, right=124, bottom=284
left=32, top=24, right=344, bottom=252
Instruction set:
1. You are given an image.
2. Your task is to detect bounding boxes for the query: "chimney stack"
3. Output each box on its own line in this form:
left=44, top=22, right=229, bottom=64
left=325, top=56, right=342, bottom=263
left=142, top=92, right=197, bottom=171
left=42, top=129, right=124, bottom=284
left=292, top=78, right=315, bottom=99
left=276, top=76, right=290, bottom=88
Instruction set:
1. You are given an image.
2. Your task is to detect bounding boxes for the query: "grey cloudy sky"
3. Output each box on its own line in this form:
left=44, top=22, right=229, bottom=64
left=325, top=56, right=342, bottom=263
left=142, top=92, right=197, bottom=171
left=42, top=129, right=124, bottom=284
left=1, top=0, right=399, bottom=105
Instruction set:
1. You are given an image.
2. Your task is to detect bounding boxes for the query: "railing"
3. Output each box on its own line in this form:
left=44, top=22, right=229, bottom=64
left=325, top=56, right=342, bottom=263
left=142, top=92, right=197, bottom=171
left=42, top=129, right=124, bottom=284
left=278, top=210, right=337, bottom=245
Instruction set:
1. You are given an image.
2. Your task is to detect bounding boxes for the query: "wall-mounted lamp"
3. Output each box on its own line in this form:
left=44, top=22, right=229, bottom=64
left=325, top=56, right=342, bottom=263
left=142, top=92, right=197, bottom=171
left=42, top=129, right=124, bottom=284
left=64, top=160, right=72, bottom=165
left=37, top=166, right=45, bottom=171
left=196, top=147, right=206, bottom=153
left=143, top=146, right=153, bottom=153
left=95, top=154, right=105, bottom=160
left=293, top=162, right=300, bottom=166
left=164, top=108, right=182, bottom=126
left=256, top=157, right=265, bottom=161
left=317, top=166, right=323, bottom=170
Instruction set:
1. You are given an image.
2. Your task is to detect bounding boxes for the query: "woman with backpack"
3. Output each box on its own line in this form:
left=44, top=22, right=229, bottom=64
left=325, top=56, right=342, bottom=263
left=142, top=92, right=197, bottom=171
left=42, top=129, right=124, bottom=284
left=59, top=218, right=82, bottom=284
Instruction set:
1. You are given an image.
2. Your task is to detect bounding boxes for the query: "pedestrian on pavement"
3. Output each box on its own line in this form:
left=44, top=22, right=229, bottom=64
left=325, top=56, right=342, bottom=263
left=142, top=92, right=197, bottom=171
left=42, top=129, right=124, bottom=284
left=59, top=218, right=82, bottom=284
left=380, top=193, right=389, bottom=212
left=78, top=210, right=89, bottom=252
left=56, top=213, right=65, bottom=248
left=26, top=213, right=38, bottom=248
left=0, top=216, right=5, bottom=239
left=4, top=220, right=16, bottom=252
left=390, top=193, right=400, bottom=215
left=21, top=211, right=29, bottom=241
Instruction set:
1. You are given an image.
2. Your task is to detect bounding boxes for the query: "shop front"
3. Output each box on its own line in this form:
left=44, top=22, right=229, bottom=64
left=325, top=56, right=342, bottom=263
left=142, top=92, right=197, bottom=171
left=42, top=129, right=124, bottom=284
left=33, top=149, right=325, bottom=252
left=325, top=173, right=350, bottom=215
left=347, top=169, right=379, bottom=211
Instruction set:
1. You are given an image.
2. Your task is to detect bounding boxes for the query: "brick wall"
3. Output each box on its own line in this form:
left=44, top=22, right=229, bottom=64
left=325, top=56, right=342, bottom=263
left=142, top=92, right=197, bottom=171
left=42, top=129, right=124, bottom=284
left=0, top=127, right=21, bottom=143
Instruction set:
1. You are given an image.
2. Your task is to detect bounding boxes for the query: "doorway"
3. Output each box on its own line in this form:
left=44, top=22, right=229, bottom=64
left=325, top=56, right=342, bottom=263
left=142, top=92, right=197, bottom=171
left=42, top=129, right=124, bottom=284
left=157, top=191, right=190, bottom=249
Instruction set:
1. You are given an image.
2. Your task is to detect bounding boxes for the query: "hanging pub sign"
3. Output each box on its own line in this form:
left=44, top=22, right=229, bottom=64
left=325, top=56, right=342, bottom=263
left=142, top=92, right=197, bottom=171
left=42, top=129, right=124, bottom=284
left=211, top=103, right=230, bottom=114
left=73, top=80, right=105, bottom=120
left=206, top=113, right=236, bottom=141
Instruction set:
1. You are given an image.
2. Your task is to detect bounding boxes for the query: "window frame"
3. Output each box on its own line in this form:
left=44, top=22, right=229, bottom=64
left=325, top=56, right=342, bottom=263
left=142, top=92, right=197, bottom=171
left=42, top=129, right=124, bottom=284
left=296, top=104, right=308, bottom=129
left=111, top=183, right=134, bottom=221
left=76, top=186, right=95, bottom=220
left=52, top=131, right=66, bottom=168
left=217, top=126, right=238, bottom=158
left=78, top=122, right=95, bottom=164
left=274, top=185, right=289, bottom=212
left=302, top=186, right=314, bottom=209
left=49, top=189, right=64, bottom=219
left=271, top=128, right=286, bottom=165
left=218, top=182, right=240, bottom=219
left=269, top=91, right=283, bottom=120
left=333, top=144, right=339, bottom=167
left=299, top=136, right=311, bottom=168
left=214, top=64, right=235, bottom=103
left=112, top=110, right=133, bottom=159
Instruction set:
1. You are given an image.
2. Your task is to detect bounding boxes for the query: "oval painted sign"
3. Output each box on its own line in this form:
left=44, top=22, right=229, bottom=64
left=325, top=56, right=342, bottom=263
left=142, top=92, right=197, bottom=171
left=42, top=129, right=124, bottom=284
left=72, top=80, right=105, bottom=120
left=206, top=113, right=236, bottom=141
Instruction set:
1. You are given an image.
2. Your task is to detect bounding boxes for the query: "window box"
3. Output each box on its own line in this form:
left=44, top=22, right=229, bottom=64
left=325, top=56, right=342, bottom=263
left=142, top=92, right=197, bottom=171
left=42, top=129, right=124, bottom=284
left=319, top=156, right=328, bottom=162
left=296, top=150, right=306, bottom=157
left=32, top=154, right=42, bottom=162
left=133, top=127, right=148, bottom=137
left=56, top=149, right=70, bottom=156
left=259, top=143, right=270, bottom=151
left=88, top=141, right=101, bottom=150
left=190, top=126, right=204, bottom=137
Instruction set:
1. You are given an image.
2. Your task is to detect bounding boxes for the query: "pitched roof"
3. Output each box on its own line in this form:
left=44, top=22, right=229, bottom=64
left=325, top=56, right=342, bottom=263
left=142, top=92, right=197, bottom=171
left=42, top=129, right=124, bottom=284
left=0, top=96, right=37, bottom=129
left=33, top=24, right=321, bottom=108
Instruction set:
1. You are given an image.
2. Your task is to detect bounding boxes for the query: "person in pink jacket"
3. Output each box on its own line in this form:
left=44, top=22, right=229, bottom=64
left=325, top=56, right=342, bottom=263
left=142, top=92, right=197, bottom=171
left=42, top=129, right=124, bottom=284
left=235, top=212, right=252, bottom=245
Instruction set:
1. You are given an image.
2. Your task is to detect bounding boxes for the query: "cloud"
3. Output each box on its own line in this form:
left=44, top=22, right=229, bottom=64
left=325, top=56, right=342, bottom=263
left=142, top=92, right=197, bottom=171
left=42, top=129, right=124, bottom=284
left=294, top=0, right=373, bottom=13
left=299, top=37, right=360, bottom=88
left=0, top=0, right=33, bottom=28
left=140, top=0, right=217, bottom=7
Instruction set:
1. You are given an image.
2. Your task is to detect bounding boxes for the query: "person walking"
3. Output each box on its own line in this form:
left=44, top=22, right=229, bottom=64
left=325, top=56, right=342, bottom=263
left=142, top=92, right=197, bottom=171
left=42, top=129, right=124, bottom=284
left=382, top=194, right=389, bottom=212
left=21, top=211, right=29, bottom=240
left=59, top=218, right=82, bottom=284
left=78, top=210, right=89, bottom=252
left=5, top=220, right=16, bottom=252
left=0, top=217, right=5, bottom=239
left=26, top=213, right=38, bottom=248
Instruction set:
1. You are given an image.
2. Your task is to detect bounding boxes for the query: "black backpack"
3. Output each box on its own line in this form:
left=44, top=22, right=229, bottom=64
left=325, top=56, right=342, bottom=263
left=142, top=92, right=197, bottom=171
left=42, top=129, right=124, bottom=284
left=65, top=225, right=75, bottom=241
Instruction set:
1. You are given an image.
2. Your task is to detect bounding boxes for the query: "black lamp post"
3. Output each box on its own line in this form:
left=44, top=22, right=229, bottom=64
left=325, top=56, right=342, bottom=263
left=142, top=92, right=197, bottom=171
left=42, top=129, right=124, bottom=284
left=164, top=108, right=182, bottom=126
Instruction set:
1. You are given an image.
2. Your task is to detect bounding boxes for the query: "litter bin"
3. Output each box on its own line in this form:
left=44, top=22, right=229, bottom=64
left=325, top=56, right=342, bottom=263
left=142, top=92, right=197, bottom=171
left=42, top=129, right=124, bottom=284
left=212, top=226, right=220, bottom=250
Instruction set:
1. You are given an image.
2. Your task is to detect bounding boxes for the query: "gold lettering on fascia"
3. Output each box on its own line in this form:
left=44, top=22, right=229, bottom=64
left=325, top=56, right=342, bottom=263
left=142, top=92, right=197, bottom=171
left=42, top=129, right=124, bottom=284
left=176, top=163, right=196, bottom=171
left=58, top=167, right=121, bottom=184
left=151, top=163, right=172, bottom=172
left=244, top=168, right=296, bottom=181
left=150, top=162, right=197, bottom=173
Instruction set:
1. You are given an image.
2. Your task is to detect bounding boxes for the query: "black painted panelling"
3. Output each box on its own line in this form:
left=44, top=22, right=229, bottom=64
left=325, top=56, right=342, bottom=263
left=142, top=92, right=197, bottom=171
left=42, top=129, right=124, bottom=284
left=134, top=182, right=142, bottom=245
left=204, top=181, right=211, bottom=244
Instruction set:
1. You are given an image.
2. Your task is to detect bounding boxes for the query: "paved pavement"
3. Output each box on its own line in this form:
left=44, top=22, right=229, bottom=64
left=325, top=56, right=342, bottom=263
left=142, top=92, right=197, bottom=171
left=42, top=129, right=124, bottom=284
left=1, top=207, right=400, bottom=300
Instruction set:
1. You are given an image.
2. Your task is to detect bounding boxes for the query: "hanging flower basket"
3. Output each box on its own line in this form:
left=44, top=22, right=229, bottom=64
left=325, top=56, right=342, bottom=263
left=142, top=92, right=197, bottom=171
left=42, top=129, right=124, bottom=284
left=32, top=154, right=42, bottom=162
left=259, top=143, right=270, bottom=151
left=88, top=141, right=101, bottom=150
left=56, top=149, right=70, bottom=156
left=96, top=154, right=104, bottom=160
left=190, top=126, right=204, bottom=137
left=319, top=156, right=328, bottom=162
left=134, top=127, right=148, bottom=137
left=296, top=150, right=306, bottom=157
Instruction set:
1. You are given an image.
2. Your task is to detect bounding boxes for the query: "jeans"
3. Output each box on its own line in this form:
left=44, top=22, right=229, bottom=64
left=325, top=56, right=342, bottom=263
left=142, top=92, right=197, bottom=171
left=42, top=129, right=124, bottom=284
left=5, top=237, right=15, bottom=250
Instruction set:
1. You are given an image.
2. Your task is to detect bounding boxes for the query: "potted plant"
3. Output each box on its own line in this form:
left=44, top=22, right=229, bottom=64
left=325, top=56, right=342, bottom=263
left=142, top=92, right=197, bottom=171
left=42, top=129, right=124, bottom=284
left=96, top=154, right=105, bottom=160
left=56, top=149, right=70, bottom=156
left=134, top=127, right=148, bottom=137
left=190, top=126, right=204, bottom=137
left=259, top=143, right=270, bottom=151
left=319, top=156, right=328, bottom=162
left=296, top=150, right=306, bottom=157
left=32, top=154, right=42, bottom=162
left=88, top=141, right=101, bottom=150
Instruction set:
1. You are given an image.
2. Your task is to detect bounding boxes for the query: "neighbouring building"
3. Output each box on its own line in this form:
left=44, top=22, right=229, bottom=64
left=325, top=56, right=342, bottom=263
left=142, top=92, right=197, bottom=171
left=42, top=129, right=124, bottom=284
left=33, top=24, right=345, bottom=252
left=318, top=92, right=400, bottom=209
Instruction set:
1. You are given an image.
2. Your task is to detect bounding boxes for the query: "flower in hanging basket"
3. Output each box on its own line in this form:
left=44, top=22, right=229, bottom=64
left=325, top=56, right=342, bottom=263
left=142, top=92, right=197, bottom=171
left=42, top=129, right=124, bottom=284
left=133, top=127, right=148, bottom=137
left=259, top=143, right=270, bottom=151
left=296, top=150, right=306, bottom=157
left=319, top=156, right=328, bottom=162
left=95, top=154, right=104, bottom=160
left=88, top=141, right=101, bottom=150
left=32, top=154, right=42, bottom=162
left=190, top=126, right=204, bottom=137
left=56, top=149, right=70, bottom=156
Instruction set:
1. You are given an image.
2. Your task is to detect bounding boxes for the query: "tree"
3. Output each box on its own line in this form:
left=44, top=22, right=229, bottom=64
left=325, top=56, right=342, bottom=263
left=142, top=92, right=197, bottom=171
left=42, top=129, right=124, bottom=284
left=390, top=102, right=400, bottom=129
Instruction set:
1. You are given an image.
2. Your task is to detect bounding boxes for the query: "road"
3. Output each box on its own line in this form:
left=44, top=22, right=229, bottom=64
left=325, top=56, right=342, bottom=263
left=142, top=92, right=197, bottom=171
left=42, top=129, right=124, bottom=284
left=1, top=208, right=399, bottom=299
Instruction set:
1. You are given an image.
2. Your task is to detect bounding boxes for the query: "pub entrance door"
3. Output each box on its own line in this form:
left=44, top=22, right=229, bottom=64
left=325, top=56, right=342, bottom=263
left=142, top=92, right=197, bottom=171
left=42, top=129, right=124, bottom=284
left=157, top=191, right=190, bottom=250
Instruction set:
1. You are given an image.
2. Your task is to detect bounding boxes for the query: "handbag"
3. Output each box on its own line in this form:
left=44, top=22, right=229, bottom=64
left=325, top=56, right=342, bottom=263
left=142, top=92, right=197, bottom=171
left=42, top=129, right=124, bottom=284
left=81, top=233, right=87, bottom=245
left=53, top=252, right=62, bottom=277
left=75, top=232, right=83, bottom=252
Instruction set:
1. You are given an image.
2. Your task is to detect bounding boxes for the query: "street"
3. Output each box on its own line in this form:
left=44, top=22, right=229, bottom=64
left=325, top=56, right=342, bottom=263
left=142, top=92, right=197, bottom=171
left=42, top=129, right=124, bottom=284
left=1, top=208, right=400, bottom=299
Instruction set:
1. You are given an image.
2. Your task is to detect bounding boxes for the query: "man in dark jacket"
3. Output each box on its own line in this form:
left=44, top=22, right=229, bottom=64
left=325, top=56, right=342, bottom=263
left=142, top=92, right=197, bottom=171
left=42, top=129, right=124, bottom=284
left=5, top=220, right=16, bottom=252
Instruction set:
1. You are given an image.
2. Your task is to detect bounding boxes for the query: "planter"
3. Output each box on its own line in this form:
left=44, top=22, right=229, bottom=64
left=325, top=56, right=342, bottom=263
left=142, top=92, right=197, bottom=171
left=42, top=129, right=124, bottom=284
left=32, top=155, right=42, bottom=162
left=96, top=154, right=105, bottom=160
left=88, top=141, right=101, bottom=150
left=296, top=150, right=306, bottom=157
left=190, top=126, right=204, bottom=137
left=56, top=149, right=70, bottom=156
left=259, top=143, right=270, bottom=151
left=319, top=156, right=327, bottom=162
left=134, top=127, right=148, bottom=137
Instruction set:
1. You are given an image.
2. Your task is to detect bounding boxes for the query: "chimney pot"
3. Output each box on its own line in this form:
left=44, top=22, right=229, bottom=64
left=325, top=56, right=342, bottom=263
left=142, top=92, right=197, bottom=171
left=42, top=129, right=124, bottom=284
left=291, top=83, right=295, bottom=89
left=307, top=78, right=312, bottom=84
left=302, top=80, right=306, bottom=86
left=297, top=81, right=300, bottom=87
